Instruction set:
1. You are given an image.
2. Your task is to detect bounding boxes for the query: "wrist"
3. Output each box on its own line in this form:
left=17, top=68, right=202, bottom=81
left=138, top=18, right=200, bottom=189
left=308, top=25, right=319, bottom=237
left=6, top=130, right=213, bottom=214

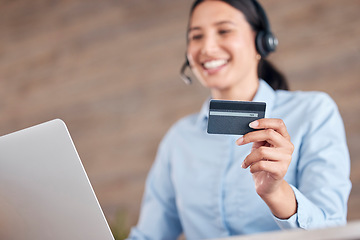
left=259, top=180, right=297, bottom=219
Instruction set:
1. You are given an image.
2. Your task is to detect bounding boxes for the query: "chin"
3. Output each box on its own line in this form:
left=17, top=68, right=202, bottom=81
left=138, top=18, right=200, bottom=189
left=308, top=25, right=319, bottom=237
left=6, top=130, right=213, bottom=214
left=201, top=78, right=231, bottom=90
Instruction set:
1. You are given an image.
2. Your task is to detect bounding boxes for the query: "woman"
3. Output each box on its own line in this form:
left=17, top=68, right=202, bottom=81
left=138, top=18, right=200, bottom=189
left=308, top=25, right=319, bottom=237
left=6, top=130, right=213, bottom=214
left=128, top=0, right=351, bottom=239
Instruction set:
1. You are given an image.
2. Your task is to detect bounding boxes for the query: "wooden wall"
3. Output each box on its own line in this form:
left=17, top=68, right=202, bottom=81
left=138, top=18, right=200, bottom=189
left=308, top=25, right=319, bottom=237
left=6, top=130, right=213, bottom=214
left=1, top=0, right=359, bottom=235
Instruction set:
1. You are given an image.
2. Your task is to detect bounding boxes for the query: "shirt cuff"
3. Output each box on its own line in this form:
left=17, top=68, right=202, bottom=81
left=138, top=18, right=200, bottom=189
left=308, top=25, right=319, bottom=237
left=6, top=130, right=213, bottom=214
left=274, top=184, right=327, bottom=230
left=272, top=185, right=301, bottom=230
left=273, top=212, right=299, bottom=229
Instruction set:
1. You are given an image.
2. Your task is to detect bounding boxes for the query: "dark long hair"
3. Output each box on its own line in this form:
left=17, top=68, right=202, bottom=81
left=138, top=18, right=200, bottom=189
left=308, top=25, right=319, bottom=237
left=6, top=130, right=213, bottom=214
left=188, top=0, right=289, bottom=90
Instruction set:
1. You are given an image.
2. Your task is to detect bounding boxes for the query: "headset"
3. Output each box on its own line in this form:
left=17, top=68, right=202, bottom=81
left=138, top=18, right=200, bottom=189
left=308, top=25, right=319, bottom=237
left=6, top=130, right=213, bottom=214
left=252, top=0, right=278, bottom=58
left=180, top=0, right=278, bottom=84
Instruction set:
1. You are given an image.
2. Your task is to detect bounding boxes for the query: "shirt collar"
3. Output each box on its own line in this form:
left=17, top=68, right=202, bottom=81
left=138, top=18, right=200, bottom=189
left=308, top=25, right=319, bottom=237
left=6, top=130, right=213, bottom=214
left=196, top=97, right=211, bottom=127
left=196, top=79, right=276, bottom=128
left=252, top=79, right=276, bottom=118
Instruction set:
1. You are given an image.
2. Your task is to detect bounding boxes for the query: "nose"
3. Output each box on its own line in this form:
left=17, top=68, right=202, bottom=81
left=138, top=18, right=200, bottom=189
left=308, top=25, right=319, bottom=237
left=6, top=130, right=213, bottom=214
left=201, top=34, right=219, bottom=56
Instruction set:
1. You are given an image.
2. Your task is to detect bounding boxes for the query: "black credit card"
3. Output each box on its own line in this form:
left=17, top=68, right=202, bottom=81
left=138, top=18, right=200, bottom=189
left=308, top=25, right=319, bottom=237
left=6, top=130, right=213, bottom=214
left=207, top=100, right=266, bottom=135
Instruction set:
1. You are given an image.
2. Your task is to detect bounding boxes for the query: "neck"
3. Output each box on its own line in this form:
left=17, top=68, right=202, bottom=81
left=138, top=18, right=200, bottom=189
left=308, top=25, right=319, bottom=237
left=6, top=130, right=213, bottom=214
left=211, top=78, right=260, bottom=101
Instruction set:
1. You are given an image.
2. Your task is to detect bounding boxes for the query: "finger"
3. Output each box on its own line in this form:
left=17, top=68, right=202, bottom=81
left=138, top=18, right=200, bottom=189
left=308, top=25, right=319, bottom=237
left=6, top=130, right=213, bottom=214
left=241, top=147, right=291, bottom=169
left=249, top=161, right=287, bottom=180
left=251, top=141, right=268, bottom=152
left=237, top=128, right=290, bottom=149
left=249, top=119, right=291, bottom=141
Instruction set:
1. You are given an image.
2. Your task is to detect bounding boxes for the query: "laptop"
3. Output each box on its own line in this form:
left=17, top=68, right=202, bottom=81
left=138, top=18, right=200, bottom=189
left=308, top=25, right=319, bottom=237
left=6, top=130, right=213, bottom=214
left=0, top=119, right=115, bottom=240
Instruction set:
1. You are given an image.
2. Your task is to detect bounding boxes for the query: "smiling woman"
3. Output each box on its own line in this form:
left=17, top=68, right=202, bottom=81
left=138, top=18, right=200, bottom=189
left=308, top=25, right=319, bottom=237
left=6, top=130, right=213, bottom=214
left=127, top=0, right=352, bottom=239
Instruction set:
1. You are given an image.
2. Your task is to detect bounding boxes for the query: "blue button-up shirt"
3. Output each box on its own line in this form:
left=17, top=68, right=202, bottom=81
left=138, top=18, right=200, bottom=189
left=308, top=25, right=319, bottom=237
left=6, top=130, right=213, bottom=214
left=128, top=80, right=351, bottom=240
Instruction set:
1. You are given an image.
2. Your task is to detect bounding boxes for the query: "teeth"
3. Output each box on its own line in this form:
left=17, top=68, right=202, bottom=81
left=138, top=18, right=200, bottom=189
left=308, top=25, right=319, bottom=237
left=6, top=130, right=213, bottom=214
left=204, top=59, right=227, bottom=69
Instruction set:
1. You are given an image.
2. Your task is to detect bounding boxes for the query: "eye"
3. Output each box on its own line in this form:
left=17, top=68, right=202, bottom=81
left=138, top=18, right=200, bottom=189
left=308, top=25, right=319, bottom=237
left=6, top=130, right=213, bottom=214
left=219, top=29, right=231, bottom=35
left=189, top=34, right=203, bottom=41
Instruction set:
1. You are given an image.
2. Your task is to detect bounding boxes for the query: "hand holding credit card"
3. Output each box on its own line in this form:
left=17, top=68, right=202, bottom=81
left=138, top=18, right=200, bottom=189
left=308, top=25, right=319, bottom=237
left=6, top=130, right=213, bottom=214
left=207, top=100, right=266, bottom=135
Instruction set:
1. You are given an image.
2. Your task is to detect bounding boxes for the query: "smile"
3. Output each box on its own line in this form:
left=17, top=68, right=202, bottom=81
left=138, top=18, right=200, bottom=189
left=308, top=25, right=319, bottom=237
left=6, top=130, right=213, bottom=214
left=203, top=59, right=228, bottom=70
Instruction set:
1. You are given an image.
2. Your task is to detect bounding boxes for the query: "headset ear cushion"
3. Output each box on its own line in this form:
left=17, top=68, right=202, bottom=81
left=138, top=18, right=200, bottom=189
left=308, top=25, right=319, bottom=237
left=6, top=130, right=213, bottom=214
left=256, top=30, right=267, bottom=57
left=256, top=31, right=278, bottom=58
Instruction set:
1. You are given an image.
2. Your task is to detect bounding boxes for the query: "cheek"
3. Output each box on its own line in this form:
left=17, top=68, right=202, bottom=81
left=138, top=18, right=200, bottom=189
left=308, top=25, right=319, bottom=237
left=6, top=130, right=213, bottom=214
left=187, top=45, right=200, bottom=66
left=225, top=37, right=256, bottom=62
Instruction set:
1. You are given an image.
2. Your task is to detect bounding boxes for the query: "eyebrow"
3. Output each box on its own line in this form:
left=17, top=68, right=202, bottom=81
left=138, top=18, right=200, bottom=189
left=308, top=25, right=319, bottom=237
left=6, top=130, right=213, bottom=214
left=188, top=20, right=236, bottom=32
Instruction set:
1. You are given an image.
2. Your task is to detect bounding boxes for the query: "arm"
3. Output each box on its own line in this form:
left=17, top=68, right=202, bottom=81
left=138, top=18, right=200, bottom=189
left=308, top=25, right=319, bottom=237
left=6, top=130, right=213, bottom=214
left=284, top=95, right=351, bottom=229
left=128, top=138, right=182, bottom=239
left=236, top=94, right=351, bottom=229
left=237, top=118, right=297, bottom=219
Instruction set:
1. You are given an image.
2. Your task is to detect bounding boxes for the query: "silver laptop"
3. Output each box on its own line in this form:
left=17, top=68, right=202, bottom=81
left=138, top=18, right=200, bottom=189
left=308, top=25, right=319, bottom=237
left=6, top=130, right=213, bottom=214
left=0, top=119, right=115, bottom=240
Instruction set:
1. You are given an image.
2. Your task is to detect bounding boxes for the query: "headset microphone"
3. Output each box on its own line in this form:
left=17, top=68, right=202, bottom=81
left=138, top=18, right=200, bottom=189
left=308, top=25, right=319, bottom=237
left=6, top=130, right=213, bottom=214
left=180, top=58, right=192, bottom=84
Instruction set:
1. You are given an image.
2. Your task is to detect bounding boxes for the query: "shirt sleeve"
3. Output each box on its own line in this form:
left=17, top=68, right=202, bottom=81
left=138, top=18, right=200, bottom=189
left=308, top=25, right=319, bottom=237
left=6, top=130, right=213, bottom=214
left=127, top=134, right=182, bottom=240
left=274, top=93, right=352, bottom=230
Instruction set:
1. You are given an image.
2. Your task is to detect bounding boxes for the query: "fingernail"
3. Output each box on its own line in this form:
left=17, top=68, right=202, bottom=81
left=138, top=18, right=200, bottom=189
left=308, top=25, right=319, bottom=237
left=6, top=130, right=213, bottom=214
left=236, top=137, right=243, bottom=145
left=241, top=161, right=246, bottom=169
left=249, top=120, right=259, bottom=128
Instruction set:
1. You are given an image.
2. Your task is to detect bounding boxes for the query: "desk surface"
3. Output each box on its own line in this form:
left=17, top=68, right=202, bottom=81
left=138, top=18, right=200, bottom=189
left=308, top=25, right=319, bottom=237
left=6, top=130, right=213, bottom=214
left=213, top=221, right=360, bottom=240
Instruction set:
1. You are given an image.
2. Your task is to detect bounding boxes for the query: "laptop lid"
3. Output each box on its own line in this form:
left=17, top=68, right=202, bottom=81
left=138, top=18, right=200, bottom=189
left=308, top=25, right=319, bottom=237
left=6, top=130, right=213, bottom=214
left=0, top=119, right=115, bottom=240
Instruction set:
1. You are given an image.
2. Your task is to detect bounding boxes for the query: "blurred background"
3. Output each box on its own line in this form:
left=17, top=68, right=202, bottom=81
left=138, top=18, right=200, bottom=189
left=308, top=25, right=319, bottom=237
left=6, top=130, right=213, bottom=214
left=1, top=0, right=359, bottom=238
